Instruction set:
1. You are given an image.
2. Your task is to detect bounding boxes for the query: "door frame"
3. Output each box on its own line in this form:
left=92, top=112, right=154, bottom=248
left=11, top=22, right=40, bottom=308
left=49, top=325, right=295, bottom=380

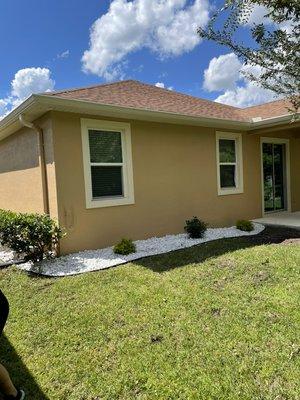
left=260, top=137, right=291, bottom=216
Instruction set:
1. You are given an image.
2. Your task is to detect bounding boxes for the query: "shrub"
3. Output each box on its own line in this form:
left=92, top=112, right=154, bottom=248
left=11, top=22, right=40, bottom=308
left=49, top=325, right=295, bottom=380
left=0, top=209, right=63, bottom=262
left=0, top=209, right=15, bottom=231
left=236, top=219, right=254, bottom=232
left=114, top=238, right=136, bottom=255
left=185, top=217, right=208, bottom=239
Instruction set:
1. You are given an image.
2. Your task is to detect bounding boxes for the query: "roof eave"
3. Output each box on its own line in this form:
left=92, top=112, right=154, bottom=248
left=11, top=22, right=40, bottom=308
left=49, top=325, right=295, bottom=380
left=0, top=94, right=296, bottom=140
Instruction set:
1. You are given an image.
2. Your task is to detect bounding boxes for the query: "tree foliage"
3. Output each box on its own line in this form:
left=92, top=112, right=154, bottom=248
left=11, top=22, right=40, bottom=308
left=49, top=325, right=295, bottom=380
left=198, top=0, right=300, bottom=111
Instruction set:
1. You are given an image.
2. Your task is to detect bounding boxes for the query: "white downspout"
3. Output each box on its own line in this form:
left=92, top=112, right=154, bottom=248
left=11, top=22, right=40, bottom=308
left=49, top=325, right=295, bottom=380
left=19, top=115, right=50, bottom=215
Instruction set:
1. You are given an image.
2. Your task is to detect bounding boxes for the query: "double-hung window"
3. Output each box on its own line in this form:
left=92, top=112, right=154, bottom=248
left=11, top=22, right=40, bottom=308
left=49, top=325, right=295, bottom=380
left=216, top=132, right=243, bottom=195
left=81, top=119, right=134, bottom=208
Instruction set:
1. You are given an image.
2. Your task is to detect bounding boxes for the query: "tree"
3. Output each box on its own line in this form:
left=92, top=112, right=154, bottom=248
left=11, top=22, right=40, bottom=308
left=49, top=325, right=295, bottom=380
left=198, top=0, right=300, bottom=112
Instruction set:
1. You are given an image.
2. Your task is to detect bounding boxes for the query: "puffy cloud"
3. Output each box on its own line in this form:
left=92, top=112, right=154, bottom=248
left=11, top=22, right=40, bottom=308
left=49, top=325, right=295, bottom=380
left=215, top=83, right=276, bottom=108
left=82, top=0, right=209, bottom=79
left=11, top=67, right=55, bottom=100
left=246, top=4, right=272, bottom=25
left=155, top=82, right=173, bottom=90
left=203, top=53, right=276, bottom=107
left=154, top=0, right=209, bottom=56
left=203, top=53, right=242, bottom=92
left=0, top=67, right=55, bottom=119
left=245, top=4, right=294, bottom=33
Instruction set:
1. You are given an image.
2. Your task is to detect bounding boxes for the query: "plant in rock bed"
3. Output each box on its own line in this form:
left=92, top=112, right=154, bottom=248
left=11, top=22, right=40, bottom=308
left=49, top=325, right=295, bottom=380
left=184, top=217, right=208, bottom=239
left=114, top=238, right=136, bottom=255
left=236, top=220, right=254, bottom=232
left=0, top=209, right=63, bottom=262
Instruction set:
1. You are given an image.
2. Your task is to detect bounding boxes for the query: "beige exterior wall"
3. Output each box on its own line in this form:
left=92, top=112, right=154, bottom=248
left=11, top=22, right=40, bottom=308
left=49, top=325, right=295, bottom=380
left=0, top=114, right=58, bottom=218
left=1, top=110, right=298, bottom=255
left=51, top=111, right=299, bottom=255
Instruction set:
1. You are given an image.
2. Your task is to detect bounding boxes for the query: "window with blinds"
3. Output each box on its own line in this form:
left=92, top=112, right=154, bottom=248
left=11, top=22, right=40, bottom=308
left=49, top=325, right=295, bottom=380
left=88, top=130, right=124, bottom=198
left=81, top=119, right=135, bottom=208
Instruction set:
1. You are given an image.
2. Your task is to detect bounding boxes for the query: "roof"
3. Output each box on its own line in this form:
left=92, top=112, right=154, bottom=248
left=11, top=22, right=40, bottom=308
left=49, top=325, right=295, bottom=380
left=47, top=80, right=291, bottom=122
left=0, top=80, right=297, bottom=141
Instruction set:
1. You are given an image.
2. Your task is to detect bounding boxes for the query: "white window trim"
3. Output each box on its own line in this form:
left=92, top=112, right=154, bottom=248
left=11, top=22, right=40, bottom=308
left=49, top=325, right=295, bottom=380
left=81, top=118, right=135, bottom=209
left=216, top=131, right=244, bottom=196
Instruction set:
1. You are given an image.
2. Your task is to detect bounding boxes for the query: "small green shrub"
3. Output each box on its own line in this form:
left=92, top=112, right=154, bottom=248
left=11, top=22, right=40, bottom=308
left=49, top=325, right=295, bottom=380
left=114, top=238, right=136, bottom=255
left=0, top=209, right=63, bottom=262
left=185, top=217, right=208, bottom=239
left=236, top=219, right=254, bottom=232
left=0, top=209, right=15, bottom=231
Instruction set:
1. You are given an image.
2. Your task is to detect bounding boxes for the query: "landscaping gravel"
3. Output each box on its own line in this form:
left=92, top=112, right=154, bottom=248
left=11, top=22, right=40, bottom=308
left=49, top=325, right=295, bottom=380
left=5, top=223, right=266, bottom=276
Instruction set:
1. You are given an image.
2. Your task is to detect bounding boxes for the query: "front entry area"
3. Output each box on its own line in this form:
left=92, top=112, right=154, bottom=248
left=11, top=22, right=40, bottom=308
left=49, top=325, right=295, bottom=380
left=261, top=138, right=290, bottom=214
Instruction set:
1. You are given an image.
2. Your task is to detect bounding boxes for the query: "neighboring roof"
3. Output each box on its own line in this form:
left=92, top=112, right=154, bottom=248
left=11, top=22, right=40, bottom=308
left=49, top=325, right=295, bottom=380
left=0, top=80, right=297, bottom=141
left=239, top=98, right=293, bottom=120
left=47, top=80, right=291, bottom=122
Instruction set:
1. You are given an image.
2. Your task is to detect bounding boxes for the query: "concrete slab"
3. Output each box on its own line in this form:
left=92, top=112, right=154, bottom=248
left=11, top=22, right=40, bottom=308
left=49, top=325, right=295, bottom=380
left=253, top=211, right=300, bottom=230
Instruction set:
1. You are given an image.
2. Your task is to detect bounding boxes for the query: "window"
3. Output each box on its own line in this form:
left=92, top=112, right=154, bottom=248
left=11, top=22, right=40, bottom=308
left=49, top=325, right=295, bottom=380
left=81, top=119, right=134, bottom=208
left=216, top=132, right=243, bottom=195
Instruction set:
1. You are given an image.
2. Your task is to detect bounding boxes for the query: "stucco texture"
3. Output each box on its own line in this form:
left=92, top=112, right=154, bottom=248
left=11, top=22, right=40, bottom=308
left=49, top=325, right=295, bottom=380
left=1, top=110, right=299, bottom=255
left=51, top=112, right=299, bottom=254
left=0, top=115, right=58, bottom=218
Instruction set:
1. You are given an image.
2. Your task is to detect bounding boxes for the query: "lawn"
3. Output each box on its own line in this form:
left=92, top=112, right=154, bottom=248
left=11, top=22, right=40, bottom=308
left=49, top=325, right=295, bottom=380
left=0, top=227, right=299, bottom=400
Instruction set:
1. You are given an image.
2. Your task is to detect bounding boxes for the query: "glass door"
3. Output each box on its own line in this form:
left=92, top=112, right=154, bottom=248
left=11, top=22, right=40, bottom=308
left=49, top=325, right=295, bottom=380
left=262, top=142, right=286, bottom=213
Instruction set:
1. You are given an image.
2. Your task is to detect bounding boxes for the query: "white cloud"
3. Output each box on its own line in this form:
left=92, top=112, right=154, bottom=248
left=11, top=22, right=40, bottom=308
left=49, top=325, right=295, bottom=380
left=203, top=53, right=276, bottom=107
left=245, top=4, right=272, bottom=26
left=215, top=83, right=276, bottom=108
left=57, top=50, right=70, bottom=59
left=245, top=4, right=294, bottom=33
left=155, top=82, right=173, bottom=90
left=0, top=67, right=55, bottom=119
left=154, top=0, right=209, bottom=56
left=0, top=99, right=9, bottom=118
left=203, top=53, right=242, bottom=92
left=11, top=68, right=55, bottom=100
left=82, top=0, right=209, bottom=80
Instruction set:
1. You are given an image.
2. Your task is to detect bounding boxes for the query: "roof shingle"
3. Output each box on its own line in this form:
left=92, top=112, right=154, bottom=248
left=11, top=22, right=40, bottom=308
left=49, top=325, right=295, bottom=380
left=47, top=80, right=291, bottom=122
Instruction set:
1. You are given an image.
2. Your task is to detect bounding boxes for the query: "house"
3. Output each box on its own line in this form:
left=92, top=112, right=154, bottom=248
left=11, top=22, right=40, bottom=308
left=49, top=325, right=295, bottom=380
left=0, top=80, right=299, bottom=254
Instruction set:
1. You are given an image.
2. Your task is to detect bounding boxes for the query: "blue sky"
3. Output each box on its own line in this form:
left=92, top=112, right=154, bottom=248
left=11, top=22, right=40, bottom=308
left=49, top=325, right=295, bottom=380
left=0, top=0, right=276, bottom=118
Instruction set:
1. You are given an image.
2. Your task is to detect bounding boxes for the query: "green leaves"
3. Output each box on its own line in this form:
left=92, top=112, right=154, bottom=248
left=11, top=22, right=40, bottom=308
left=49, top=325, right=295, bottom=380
left=0, top=209, right=63, bottom=262
left=184, top=217, right=208, bottom=239
left=236, top=219, right=254, bottom=232
left=113, top=238, right=136, bottom=255
left=198, top=0, right=300, bottom=112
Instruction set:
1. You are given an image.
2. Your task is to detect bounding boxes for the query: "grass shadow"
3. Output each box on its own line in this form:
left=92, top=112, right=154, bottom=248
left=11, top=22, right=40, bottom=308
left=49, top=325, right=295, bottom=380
left=133, top=226, right=300, bottom=273
left=0, top=335, right=49, bottom=400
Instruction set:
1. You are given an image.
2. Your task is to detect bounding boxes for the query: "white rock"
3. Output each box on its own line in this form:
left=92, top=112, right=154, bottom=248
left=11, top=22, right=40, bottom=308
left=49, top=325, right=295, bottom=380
left=12, top=223, right=265, bottom=277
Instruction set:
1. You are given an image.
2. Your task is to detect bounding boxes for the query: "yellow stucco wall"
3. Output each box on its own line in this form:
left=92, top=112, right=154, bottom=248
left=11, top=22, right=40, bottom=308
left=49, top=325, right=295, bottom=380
left=51, top=111, right=299, bottom=254
left=0, top=114, right=58, bottom=218
left=1, top=110, right=298, bottom=255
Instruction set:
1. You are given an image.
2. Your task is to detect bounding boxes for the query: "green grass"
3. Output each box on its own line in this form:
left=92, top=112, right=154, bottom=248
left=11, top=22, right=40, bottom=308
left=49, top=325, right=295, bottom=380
left=0, top=233, right=299, bottom=400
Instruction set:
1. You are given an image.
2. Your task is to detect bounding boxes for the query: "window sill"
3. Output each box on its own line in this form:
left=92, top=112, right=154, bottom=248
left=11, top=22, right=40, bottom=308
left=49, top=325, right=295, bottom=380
left=86, top=196, right=135, bottom=209
left=217, top=188, right=244, bottom=196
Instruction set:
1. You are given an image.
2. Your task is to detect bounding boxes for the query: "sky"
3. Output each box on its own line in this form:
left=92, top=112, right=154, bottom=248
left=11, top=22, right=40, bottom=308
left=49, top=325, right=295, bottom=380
left=0, top=0, right=279, bottom=119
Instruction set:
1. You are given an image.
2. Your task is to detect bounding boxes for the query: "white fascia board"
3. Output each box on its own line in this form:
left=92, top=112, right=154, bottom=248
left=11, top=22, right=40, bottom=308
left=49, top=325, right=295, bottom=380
left=36, top=95, right=250, bottom=130
left=0, top=94, right=297, bottom=141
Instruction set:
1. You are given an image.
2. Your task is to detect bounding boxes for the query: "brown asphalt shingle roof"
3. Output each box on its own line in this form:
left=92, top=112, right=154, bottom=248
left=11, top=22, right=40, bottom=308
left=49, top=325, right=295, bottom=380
left=47, top=80, right=291, bottom=122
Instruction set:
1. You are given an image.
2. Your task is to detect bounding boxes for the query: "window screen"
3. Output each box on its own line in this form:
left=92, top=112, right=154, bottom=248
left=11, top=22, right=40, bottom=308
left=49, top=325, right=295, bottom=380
left=88, top=130, right=124, bottom=198
left=218, top=138, right=237, bottom=189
